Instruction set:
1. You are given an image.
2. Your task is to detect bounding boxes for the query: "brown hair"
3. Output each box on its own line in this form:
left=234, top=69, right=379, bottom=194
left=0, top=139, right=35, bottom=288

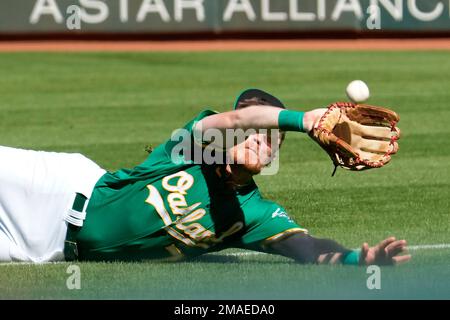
left=236, top=97, right=275, bottom=109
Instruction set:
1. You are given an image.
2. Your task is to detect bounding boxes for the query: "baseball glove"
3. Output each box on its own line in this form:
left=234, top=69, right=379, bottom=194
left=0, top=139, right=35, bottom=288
left=310, top=102, right=400, bottom=175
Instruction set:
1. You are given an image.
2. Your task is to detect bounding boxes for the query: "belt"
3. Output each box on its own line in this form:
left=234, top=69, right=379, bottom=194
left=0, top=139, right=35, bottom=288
left=64, top=193, right=87, bottom=261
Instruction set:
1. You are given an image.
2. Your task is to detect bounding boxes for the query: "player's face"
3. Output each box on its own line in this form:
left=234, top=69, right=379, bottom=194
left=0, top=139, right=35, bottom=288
left=230, top=130, right=284, bottom=175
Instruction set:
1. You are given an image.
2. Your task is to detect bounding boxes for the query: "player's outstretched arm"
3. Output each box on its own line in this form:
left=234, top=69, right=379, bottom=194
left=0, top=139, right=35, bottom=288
left=266, top=233, right=411, bottom=266
left=195, top=106, right=326, bottom=140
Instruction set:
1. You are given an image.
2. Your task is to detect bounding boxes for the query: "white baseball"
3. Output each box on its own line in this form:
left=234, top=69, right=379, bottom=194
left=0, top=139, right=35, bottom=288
left=346, top=80, right=370, bottom=103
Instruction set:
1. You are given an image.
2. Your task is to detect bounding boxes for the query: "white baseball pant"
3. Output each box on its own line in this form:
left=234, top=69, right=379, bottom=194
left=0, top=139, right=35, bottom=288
left=0, top=146, right=105, bottom=263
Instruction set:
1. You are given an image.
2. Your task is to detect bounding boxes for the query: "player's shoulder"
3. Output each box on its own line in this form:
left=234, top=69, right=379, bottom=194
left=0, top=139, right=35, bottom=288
left=195, top=109, right=219, bottom=121
left=183, top=109, right=219, bottom=134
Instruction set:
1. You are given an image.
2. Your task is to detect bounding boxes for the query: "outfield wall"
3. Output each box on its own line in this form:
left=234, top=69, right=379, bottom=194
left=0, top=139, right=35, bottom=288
left=0, top=0, right=449, bottom=36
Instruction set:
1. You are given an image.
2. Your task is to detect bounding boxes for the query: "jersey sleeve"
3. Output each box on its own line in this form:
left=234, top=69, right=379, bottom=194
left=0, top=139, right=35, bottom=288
left=163, top=109, right=219, bottom=158
left=139, top=109, right=218, bottom=169
left=239, top=198, right=308, bottom=251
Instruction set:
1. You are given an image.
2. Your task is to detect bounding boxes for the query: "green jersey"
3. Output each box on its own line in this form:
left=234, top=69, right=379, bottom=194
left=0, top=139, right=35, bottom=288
left=76, top=110, right=306, bottom=261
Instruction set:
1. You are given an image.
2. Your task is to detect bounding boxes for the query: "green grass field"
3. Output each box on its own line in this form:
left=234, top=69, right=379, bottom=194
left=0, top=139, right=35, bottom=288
left=0, top=51, right=449, bottom=300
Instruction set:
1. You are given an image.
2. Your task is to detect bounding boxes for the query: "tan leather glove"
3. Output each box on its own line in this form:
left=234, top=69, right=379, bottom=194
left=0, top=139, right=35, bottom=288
left=310, top=102, right=400, bottom=174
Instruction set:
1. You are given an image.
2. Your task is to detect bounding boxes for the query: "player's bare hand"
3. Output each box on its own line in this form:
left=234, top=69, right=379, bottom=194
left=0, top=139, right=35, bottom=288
left=303, top=108, right=328, bottom=132
left=359, top=237, right=411, bottom=266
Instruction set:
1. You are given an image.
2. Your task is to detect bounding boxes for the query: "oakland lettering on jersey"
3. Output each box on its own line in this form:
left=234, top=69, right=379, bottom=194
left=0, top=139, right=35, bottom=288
left=146, top=171, right=243, bottom=249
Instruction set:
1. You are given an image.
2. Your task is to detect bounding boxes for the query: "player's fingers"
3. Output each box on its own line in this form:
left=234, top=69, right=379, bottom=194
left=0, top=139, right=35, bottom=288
left=389, top=246, right=409, bottom=258
left=392, top=254, right=412, bottom=265
left=385, top=240, right=408, bottom=257
left=385, top=239, right=406, bottom=251
left=379, top=237, right=396, bottom=251
left=388, top=244, right=408, bottom=257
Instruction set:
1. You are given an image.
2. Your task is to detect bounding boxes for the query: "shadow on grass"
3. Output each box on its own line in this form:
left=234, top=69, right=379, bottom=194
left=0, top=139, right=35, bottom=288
left=186, top=253, right=295, bottom=265
left=188, top=254, right=241, bottom=263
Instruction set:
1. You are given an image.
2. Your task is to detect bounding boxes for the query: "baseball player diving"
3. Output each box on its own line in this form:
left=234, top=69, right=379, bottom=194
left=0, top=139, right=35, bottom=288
left=0, top=89, right=410, bottom=265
